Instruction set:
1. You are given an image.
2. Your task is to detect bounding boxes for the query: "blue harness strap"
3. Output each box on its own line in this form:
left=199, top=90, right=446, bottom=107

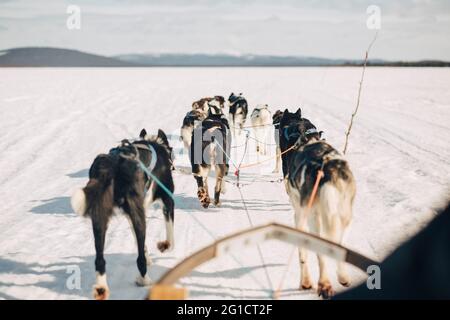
left=116, top=141, right=175, bottom=200
left=137, top=160, right=175, bottom=201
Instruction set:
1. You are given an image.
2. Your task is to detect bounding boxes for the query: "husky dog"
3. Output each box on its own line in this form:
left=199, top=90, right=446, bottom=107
left=279, top=109, right=355, bottom=299
left=70, top=129, right=175, bottom=300
left=250, top=104, right=272, bottom=155
left=272, top=109, right=284, bottom=173
left=228, top=92, right=248, bottom=137
left=180, top=109, right=206, bottom=152
left=192, top=97, right=211, bottom=113
left=192, top=96, right=225, bottom=115
left=190, top=110, right=230, bottom=208
left=207, top=96, right=226, bottom=115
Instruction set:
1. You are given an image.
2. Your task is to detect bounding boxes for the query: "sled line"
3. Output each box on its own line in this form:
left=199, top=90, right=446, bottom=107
left=149, top=222, right=378, bottom=299
left=136, top=154, right=269, bottom=292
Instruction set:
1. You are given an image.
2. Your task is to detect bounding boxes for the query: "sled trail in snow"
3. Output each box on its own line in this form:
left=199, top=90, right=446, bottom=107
left=0, top=68, right=449, bottom=300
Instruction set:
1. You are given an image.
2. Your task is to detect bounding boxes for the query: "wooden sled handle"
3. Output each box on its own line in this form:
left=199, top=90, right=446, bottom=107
left=147, top=222, right=377, bottom=300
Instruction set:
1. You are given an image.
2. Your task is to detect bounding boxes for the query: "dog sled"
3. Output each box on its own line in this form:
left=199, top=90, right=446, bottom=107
left=148, top=222, right=377, bottom=300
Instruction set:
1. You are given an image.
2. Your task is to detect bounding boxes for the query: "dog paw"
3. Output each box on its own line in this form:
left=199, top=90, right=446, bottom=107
left=338, top=275, right=351, bottom=287
left=136, top=275, right=152, bottom=287
left=300, top=279, right=313, bottom=290
left=214, top=200, right=222, bottom=207
left=197, top=188, right=210, bottom=208
left=317, top=282, right=334, bottom=300
left=202, top=201, right=210, bottom=209
left=157, top=240, right=171, bottom=253
left=93, top=284, right=110, bottom=300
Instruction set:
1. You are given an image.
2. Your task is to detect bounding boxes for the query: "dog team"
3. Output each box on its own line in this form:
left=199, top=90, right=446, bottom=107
left=71, top=92, right=356, bottom=300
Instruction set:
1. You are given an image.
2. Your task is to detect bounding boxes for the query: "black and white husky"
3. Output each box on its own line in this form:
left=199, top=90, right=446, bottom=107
left=70, top=129, right=175, bottom=300
left=180, top=109, right=206, bottom=152
left=279, top=109, right=355, bottom=299
left=228, top=92, right=248, bottom=137
left=250, top=104, right=271, bottom=155
left=192, top=96, right=225, bottom=115
left=190, top=110, right=230, bottom=208
left=207, top=96, right=226, bottom=115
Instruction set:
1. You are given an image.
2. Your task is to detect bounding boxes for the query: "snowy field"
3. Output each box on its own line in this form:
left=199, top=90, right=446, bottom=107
left=0, top=67, right=449, bottom=300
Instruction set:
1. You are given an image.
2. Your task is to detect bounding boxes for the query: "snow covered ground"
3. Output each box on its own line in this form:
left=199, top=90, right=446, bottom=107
left=0, top=67, right=449, bottom=300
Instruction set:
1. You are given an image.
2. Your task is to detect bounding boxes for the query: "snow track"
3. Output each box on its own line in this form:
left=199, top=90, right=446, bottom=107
left=0, top=67, right=448, bottom=300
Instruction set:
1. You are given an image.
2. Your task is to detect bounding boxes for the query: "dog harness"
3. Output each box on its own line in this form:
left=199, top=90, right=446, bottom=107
left=288, top=147, right=325, bottom=188
left=283, top=126, right=320, bottom=141
left=112, top=140, right=158, bottom=192
left=283, top=126, right=301, bottom=141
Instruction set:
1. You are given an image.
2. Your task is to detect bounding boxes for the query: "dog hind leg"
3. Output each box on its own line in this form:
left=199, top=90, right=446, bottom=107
left=92, top=217, right=110, bottom=300
left=220, top=164, right=229, bottom=194
left=335, top=190, right=353, bottom=287
left=316, top=183, right=344, bottom=298
left=316, top=212, right=334, bottom=299
left=214, top=164, right=226, bottom=206
left=195, top=166, right=211, bottom=208
left=293, top=201, right=313, bottom=290
left=157, top=196, right=175, bottom=252
left=84, top=178, right=113, bottom=300
left=124, top=197, right=151, bottom=286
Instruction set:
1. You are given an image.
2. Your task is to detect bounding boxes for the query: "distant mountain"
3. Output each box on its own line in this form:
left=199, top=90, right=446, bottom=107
left=0, top=47, right=136, bottom=67
left=115, top=53, right=354, bottom=66
left=114, top=53, right=450, bottom=67
left=0, top=47, right=449, bottom=67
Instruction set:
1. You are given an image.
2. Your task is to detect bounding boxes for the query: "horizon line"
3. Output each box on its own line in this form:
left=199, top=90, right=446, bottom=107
left=1, top=46, right=450, bottom=64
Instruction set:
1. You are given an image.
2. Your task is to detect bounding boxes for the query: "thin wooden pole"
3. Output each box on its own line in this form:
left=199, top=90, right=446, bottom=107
left=343, top=31, right=378, bottom=155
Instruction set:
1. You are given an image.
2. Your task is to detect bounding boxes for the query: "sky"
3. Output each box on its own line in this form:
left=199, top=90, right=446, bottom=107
left=0, top=0, right=449, bottom=60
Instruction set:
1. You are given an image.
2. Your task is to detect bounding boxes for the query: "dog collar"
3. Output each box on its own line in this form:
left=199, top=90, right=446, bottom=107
left=305, top=128, right=318, bottom=135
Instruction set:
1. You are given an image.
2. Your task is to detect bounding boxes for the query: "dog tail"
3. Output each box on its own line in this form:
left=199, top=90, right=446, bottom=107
left=71, top=155, right=114, bottom=218
left=71, top=188, right=87, bottom=216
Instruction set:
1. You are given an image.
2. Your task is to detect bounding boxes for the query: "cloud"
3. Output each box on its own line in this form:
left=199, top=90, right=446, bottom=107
left=0, top=0, right=449, bottom=60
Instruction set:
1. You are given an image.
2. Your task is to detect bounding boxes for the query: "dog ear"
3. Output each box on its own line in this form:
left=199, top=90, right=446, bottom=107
left=280, top=109, right=289, bottom=122
left=207, top=107, right=213, bottom=118
left=295, top=108, right=302, bottom=117
left=157, top=129, right=169, bottom=146
left=139, top=128, right=147, bottom=139
left=273, top=110, right=282, bottom=119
